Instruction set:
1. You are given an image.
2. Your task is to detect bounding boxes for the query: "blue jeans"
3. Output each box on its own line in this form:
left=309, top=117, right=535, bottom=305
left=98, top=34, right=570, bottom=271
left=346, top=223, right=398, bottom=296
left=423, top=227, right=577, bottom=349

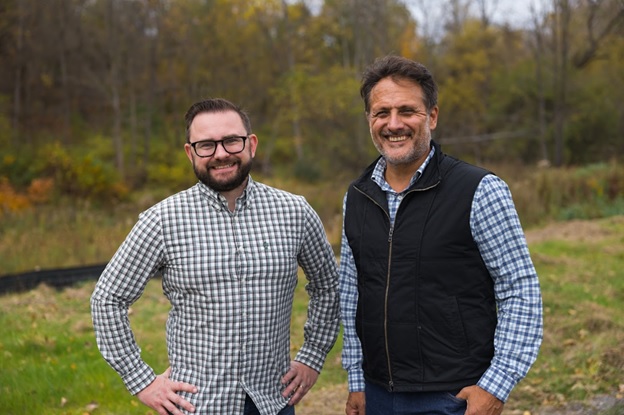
left=243, top=394, right=295, bottom=415
left=365, top=381, right=467, bottom=415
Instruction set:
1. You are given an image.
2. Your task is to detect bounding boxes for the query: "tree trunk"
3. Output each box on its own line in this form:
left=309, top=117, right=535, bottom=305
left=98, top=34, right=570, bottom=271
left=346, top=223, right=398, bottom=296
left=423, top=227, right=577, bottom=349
left=12, top=0, right=26, bottom=146
left=530, top=3, right=550, bottom=163
left=108, top=0, right=124, bottom=178
left=553, top=0, right=570, bottom=167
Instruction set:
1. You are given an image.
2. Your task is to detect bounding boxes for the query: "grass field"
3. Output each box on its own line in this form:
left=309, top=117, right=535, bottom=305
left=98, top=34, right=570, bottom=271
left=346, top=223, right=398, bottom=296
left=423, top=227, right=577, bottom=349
left=1, top=216, right=623, bottom=414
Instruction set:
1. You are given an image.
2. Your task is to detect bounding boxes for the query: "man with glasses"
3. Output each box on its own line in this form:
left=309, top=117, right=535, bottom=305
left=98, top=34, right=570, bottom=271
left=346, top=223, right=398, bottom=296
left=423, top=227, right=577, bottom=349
left=91, top=98, right=340, bottom=415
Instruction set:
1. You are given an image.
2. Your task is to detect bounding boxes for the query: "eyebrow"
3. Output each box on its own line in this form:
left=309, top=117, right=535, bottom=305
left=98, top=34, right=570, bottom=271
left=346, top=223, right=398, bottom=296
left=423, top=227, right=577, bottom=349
left=194, top=134, right=247, bottom=142
left=371, top=104, right=418, bottom=113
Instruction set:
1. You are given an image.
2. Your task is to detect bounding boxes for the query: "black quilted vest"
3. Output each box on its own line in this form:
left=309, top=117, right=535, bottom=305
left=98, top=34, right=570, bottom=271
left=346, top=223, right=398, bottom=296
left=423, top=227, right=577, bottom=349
left=344, top=141, right=496, bottom=392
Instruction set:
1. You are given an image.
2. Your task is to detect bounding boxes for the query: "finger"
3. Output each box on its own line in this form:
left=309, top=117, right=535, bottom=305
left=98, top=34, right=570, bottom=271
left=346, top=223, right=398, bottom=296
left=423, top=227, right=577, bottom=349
left=172, top=380, right=199, bottom=394
left=288, top=382, right=310, bottom=405
left=280, top=367, right=297, bottom=385
left=163, top=401, right=184, bottom=415
left=283, top=380, right=299, bottom=397
left=167, top=382, right=198, bottom=411
left=170, top=394, right=196, bottom=413
left=282, top=372, right=301, bottom=394
left=158, top=389, right=196, bottom=415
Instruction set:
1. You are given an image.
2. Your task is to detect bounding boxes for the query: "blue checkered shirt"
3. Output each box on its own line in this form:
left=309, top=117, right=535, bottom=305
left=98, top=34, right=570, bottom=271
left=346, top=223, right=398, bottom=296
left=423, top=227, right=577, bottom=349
left=339, top=148, right=543, bottom=402
left=91, top=177, right=340, bottom=415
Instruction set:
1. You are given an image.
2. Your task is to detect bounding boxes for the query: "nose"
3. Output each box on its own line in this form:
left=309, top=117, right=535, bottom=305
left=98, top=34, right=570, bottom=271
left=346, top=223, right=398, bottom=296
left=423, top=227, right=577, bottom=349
left=387, top=110, right=404, bottom=130
left=212, top=141, right=230, bottom=158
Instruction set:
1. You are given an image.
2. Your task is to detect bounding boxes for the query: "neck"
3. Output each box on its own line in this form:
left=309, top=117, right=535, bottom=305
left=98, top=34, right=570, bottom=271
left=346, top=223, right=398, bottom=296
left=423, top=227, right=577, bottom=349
left=220, top=176, right=249, bottom=212
left=385, top=154, right=427, bottom=192
left=384, top=165, right=417, bottom=192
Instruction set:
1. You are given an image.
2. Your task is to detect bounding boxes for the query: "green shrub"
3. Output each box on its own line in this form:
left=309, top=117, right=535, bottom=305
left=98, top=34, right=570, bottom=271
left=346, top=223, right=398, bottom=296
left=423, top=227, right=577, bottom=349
left=33, top=142, right=128, bottom=204
left=505, top=161, right=624, bottom=228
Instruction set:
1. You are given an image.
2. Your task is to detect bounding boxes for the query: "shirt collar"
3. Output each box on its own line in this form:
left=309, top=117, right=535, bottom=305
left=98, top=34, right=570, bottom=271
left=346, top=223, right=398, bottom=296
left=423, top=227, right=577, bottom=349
left=196, top=176, right=255, bottom=211
left=371, top=145, right=436, bottom=193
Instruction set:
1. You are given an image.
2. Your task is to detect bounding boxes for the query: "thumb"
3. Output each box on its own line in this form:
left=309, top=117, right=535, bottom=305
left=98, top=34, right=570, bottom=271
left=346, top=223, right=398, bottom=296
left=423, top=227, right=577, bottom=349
left=456, top=386, right=469, bottom=400
left=162, top=366, right=172, bottom=378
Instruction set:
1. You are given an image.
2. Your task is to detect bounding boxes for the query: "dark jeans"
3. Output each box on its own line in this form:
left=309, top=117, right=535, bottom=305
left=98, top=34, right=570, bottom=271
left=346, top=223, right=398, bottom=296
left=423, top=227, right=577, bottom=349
left=365, top=381, right=467, bottom=415
left=243, top=394, right=295, bottom=415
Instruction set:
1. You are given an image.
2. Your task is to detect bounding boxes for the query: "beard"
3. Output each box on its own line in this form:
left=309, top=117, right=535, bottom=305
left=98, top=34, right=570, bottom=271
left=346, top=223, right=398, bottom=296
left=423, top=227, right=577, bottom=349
left=374, top=135, right=431, bottom=166
left=372, top=123, right=432, bottom=166
left=193, top=157, right=253, bottom=192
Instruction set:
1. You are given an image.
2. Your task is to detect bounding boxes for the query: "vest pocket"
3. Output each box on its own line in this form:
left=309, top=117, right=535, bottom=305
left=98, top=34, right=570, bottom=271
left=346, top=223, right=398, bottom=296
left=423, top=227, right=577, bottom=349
left=421, top=295, right=470, bottom=356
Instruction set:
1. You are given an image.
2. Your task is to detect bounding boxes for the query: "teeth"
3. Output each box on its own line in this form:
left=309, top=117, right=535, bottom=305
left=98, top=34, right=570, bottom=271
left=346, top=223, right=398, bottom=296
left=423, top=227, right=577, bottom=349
left=388, top=135, right=408, bottom=142
left=214, top=164, right=235, bottom=169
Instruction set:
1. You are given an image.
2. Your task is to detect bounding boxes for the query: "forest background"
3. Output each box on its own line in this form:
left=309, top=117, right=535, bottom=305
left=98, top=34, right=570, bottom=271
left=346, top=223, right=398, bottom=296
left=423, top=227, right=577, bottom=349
left=1, top=0, right=623, bottom=223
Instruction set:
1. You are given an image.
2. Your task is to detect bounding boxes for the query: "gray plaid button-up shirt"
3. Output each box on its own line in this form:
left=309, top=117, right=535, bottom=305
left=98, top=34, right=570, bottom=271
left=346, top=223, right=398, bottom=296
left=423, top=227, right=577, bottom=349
left=91, top=177, right=340, bottom=414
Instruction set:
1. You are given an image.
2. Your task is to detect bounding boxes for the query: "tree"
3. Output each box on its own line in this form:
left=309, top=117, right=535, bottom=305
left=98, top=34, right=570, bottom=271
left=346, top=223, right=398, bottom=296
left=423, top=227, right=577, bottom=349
left=529, top=1, right=551, bottom=163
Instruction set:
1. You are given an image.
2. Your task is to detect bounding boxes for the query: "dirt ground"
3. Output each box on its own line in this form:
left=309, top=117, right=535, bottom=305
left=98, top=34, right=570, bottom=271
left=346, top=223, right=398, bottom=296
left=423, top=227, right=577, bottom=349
left=297, top=383, right=348, bottom=414
left=296, top=384, right=624, bottom=415
left=523, top=216, right=624, bottom=245
left=297, top=384, right=624, bottom=415
left=296, top=217, right=624, bottom=415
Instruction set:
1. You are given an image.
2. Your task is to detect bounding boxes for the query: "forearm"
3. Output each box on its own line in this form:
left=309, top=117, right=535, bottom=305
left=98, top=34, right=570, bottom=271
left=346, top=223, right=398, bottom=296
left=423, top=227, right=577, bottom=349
left=340, top=290, right=365, bottom=392
left=338, top=225, right=365, bottom=392
left=479, top=278, right=543, bottom=402
left=471, top=175, right=544, bottom=402
left=297, top=270, right=340, bottom=372
left=91, top=292, right=156, bottom=394
left=297, top=207, right=341, bottom=371
left=90, top=213, right=165, bottom=394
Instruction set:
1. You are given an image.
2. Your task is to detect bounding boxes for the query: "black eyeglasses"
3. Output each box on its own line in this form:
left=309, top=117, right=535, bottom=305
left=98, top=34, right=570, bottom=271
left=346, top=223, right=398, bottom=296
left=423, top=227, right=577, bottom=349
left=189, top=135, right=248, bottom=158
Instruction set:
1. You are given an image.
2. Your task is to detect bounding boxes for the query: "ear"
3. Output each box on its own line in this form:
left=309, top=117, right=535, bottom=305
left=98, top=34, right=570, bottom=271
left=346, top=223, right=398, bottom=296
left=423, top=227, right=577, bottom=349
left=184, top=143, right=194, bottom=163
left=248, top=134, right=259, bottom=158
left=428, top=106, right=439, bottom=130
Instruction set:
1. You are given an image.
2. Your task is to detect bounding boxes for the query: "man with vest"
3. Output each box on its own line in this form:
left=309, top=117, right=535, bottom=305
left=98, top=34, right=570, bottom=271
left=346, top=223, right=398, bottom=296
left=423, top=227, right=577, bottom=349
left=339, top=55, right=543, bottom=415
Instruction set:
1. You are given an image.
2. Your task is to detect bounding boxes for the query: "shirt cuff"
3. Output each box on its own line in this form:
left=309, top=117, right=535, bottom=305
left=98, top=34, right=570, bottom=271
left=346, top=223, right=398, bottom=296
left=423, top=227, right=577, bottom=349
left=477, top=365, right=519, bottom=403
left=121, top=360, right=157, bottom=395
left=295, top=345, right=328, bottom=373
left=347, top=367, right=365, bottom=392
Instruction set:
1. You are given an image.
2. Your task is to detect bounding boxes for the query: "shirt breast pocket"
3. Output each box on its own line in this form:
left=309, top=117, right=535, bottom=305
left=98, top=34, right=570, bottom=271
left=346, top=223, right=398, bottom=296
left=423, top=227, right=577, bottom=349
left=247, top=239, right=298, bottom=280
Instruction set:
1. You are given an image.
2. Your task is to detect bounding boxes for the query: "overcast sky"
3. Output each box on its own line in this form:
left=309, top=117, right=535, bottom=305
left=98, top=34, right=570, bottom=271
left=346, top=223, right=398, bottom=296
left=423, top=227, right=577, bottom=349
left=405, top=0, right=552, bottom=36
left=300, top=0, right=552, bottom=33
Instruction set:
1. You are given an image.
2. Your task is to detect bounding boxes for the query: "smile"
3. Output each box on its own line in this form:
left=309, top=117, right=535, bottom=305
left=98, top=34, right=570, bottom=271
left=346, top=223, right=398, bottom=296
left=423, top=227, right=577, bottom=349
left=387, top=135, right=409, bottom=142
left=212, top=163, right=236, bottom=170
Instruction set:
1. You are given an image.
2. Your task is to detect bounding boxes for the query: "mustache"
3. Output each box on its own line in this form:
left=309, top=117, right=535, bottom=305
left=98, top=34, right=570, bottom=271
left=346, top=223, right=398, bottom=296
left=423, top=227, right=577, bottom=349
left=381, top=130, right=412, bottom=137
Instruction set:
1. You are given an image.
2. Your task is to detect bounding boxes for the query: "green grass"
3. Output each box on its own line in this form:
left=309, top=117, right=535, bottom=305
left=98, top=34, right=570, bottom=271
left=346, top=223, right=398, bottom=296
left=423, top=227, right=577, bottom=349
left=1, top=212, right=623, bottom=413
left=506, top=216, right=624, bottom=412
left=0, top=272, right=341, bottom=414
left=0, top=202, right=139, bottom=274
left=0, top=282, right=144, bottom=414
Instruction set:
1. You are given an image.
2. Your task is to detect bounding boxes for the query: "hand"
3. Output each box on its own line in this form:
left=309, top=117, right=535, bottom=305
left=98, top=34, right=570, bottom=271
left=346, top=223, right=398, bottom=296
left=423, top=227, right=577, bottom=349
left=136, top=367, right=198, bottom=415
left=345, top=391, right=365, bottom=415
left=280, top=361, right=319, bottom=406
left=456, top=385, right=504, bottom=415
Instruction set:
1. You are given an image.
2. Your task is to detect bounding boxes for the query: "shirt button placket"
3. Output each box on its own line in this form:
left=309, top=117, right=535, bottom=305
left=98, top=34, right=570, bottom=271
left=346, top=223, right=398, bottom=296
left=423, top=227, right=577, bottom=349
left=233, top=214, right=251, bottom=387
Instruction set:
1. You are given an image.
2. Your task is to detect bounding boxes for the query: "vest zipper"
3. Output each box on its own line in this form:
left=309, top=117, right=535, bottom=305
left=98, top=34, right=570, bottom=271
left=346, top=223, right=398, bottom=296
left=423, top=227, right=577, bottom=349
left=353, top=174, right=442, bottom=392
left=354, top=186, right=397, bottom=389
left=386, top=225, right=395, bottom=391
